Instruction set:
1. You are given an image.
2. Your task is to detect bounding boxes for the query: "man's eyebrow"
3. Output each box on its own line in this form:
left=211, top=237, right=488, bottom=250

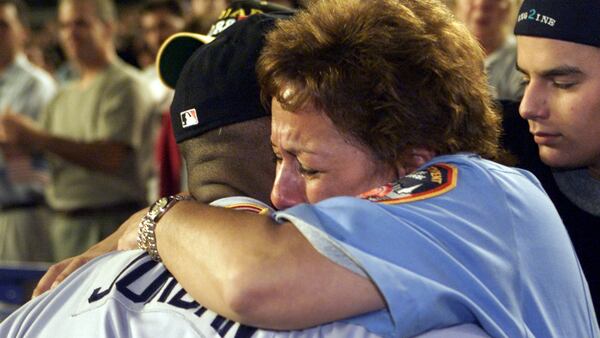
left=541, top=66, right=584, bottom=78
left=516, top=64, right=584, bottom=78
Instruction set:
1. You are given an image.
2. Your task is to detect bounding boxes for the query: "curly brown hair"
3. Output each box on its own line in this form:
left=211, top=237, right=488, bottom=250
left=257, top=0, right=502, bottom=164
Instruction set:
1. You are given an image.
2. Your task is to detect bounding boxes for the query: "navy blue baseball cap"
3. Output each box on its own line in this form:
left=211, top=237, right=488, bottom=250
left=156, top=1, right=294, bottom=143
left=514, top=0, right=600, bottom=48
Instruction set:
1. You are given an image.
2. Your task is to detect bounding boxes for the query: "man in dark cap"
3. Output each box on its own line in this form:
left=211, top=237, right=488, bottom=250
left=510, top=0, right=600, bottom=316
left=30, top=0, right=293, bottom=298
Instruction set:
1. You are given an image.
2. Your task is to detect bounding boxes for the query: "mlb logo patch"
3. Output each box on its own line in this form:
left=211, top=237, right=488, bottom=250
left=180, top=109, right=199, bottom=128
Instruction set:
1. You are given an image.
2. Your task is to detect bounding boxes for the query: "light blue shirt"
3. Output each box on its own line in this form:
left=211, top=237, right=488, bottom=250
left=276, top=154, right=599, bottom=338
left=0, top=55, right=56, bottom=206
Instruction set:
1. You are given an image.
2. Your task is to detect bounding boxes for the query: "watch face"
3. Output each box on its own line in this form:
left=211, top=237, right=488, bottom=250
left=156, top=197, right=169, bottom=209
left=149, top=197, right=170, bottom=220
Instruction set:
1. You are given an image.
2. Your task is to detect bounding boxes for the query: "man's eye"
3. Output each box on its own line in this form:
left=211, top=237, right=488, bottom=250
left=553, top=82, right=576, bottom=89
left=299, top=166, right=319, bottom=177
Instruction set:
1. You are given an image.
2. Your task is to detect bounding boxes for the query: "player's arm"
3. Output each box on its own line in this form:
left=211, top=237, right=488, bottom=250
left=130, top=199, right=386, bottom=330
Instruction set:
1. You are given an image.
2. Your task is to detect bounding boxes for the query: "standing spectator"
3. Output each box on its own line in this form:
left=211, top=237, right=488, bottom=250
left=140, top=0, right=185, bottom=110
left=510, top=0, right=600, bottom=318
left=139, top=0, right=186, bottom=200
left=451, top=0, right=524, bottom=101
left=0, top=0, right=153, bottom=261
left=0, top=0, right=56, bottom=262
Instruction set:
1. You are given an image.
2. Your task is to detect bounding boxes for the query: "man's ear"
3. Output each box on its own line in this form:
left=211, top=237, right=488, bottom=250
left=395, top=147, right=436, bottom=177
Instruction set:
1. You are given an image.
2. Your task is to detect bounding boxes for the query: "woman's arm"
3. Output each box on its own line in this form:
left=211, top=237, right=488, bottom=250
left=126, top=199, right=385, bottom=330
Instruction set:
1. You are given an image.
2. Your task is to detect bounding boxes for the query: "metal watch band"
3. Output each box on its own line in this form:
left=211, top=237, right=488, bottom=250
left=137, top=194, right=193, bottom=261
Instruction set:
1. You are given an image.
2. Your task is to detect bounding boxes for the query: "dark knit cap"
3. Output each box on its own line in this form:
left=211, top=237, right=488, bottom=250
left=514, top=0, right=600, bottom=48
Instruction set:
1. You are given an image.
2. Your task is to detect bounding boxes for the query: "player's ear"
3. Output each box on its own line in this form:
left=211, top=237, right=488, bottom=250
left=394, top=147, right=436, bottom=177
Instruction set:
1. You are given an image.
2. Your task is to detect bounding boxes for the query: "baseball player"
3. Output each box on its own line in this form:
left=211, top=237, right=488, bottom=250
left=30, top=0, right=295, bottom=297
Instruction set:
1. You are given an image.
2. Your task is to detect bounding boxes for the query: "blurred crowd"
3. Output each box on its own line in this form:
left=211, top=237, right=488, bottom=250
left=25, top=0, right=304, bottom=82
left=0, top=0, right=307, bottom=264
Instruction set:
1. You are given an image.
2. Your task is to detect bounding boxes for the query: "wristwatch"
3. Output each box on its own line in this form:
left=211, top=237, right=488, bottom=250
left=137, top=195, right=193, bottom=261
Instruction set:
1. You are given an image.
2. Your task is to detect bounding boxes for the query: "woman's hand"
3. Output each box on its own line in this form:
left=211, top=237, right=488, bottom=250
left=33, top=207, right=148, bottom=298
left=33, top=236, right=118, bottom=297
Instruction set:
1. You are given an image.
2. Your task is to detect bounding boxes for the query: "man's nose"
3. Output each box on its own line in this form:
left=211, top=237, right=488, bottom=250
left=519, top=81, right=549, bottom=121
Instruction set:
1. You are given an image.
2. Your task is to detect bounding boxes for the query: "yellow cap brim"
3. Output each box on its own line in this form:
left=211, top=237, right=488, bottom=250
left=157, top=32, right=216, bottom=89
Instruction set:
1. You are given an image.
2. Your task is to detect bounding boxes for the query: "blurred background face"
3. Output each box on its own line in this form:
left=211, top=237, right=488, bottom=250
left=140, top=8, right=184, bottom=58
left=58, top=0, right=111, bottom=65
left=454, top=0, right=511, bottom=42
left=191, top=0, right=227, bottom=20
left=0, top=3, right=25, bottom=66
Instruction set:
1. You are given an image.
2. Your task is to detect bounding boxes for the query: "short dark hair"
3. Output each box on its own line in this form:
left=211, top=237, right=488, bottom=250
left=0, top=0, right=30, bottom=28
left=141, top=0, right=184, bottom=18
left=258, top=0, right=502, bottom=163
left=180, top=117, right=275, bottom=204
left=59, top=0, right=117, bottom=24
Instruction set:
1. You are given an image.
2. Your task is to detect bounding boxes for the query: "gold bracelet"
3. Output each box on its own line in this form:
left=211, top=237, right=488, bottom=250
left=137, top=195, right=193, bottom=261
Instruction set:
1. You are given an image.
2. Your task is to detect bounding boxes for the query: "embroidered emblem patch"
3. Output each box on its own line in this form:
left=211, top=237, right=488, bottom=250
left=359, top=163, right=458, bottom=204
left=180, top=109, right=199, bottom=128
left=225, top=203, right=270, bottom=215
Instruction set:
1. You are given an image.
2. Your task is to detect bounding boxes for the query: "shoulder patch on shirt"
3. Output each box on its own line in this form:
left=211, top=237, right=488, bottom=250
left=359, top=163, right=458, bottom=204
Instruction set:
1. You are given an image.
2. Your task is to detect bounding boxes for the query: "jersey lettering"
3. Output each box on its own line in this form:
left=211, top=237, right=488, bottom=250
left=86, top=253, right=257, bottom=338
left=157, top=277, right=178, bottom=303
left=88, top=252, right=148, bottom=303
left=116, top=260, right=171, bottom=303
left=167, top=287, right=200, bottom=309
